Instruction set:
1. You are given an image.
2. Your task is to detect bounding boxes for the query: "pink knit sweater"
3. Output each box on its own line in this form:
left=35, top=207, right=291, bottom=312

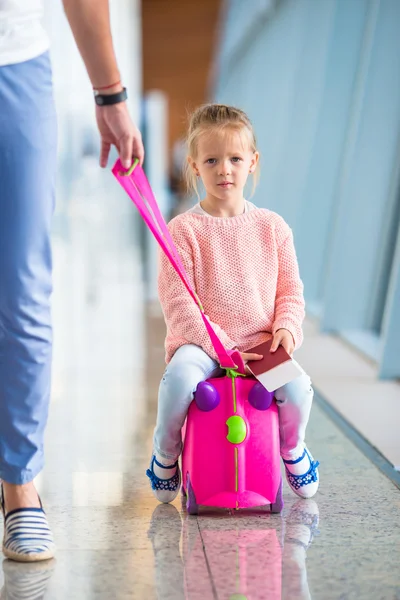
left=158, top=208, right=305, bottom=364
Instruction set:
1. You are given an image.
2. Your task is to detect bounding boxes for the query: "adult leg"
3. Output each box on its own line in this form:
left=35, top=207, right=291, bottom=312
left=0, top=53, right=57, bottom=503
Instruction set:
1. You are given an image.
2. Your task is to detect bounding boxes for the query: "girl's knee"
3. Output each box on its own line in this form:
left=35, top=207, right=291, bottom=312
left=157, top=363, right=206, bottom=432
left=275, top=373, right=313, bottom=405
left=162, top=345, right=217, bottom=394
left=163, top=364, right=193, bottom=391
left=160, top=362, right=206, bottom=401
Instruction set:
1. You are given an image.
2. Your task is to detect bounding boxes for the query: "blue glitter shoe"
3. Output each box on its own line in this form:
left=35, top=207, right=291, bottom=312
left=283, top=447, right=319, bottom=499
left=146, top=455, right=181, bottom=504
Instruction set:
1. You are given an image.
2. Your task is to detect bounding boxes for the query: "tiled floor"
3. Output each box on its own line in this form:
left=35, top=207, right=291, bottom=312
left=1, top=176, right=400, bottom=599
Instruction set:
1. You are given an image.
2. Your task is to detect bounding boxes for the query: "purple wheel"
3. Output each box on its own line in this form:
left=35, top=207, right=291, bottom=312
left=270, top=478, right=284, bottom=513
left=248, top=383, right=274, bottom=411
left=195, top=381, right=220, bottom=412
left=186, top=474, right=199, bottom=515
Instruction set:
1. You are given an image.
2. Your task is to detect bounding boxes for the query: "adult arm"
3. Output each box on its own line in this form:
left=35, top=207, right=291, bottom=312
left=62, top=0, right=144, bottom=168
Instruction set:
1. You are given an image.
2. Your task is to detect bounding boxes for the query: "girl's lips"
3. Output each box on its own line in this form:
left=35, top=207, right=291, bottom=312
left=218, top=182, right=233, bottom=187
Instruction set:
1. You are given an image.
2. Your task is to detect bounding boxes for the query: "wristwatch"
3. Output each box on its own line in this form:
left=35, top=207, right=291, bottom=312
left=94, top=87, right=128, bottom=106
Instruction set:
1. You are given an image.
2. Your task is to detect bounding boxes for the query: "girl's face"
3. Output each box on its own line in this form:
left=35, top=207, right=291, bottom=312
left=189, top=128, right=259, bottom=202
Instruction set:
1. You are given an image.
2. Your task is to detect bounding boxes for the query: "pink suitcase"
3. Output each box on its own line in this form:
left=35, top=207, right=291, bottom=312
left=113, top=159, right=283, bottom=514
left=182, top=373, right=283, bottom=514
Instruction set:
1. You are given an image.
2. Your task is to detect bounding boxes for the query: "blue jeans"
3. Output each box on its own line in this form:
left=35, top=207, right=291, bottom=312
left=154, top=344, right=314, bottom=462
left=0, top=53, right=57, bottom=484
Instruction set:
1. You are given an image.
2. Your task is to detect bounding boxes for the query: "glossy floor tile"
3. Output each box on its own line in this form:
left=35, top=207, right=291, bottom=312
left=1, top=174, right=400, bottom=599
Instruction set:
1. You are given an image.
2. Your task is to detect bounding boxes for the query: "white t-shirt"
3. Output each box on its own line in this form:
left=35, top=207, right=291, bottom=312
left=0, top=0, right=49, bottom=67
left=188, top=200, right=257, bottom=217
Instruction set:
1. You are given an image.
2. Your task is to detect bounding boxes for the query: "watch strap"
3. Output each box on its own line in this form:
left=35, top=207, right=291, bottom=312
left=94, top=87, right=128, bottom=106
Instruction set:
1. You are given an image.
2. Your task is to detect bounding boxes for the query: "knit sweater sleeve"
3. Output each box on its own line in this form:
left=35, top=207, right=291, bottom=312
left=272, top=220, right=305, bottom=349
left=158, top=218, right=237, bottom=361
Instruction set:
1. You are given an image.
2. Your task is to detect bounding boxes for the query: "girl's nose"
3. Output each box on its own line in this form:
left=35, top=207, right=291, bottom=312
left=219, top=160, right=232, bottom=176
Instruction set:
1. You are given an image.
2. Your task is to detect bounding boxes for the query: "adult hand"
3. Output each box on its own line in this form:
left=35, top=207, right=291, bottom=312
left=270, top=328, right=295, bottom=355
left=95, top=102, right=144, bottom=169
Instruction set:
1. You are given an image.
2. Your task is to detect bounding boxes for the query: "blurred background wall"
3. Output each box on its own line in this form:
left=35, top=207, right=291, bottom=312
left=213, top=0, right=400, bottom=382
left=142, top=0, right=221, bottom=162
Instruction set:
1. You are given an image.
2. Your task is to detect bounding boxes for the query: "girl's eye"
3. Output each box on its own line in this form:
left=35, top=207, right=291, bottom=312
left=231, top=157, right=242, bottom=163
left=206, top=158, right=216, bottom=164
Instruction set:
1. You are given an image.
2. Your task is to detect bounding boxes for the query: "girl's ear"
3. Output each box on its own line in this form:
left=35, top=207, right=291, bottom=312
left=249, top=151, right=260, bottom=173
left=188, top=156, right=200, bottom=177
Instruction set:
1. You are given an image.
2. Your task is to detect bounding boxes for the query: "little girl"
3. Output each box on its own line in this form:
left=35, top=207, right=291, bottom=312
left=146, top=104, right=319, bottom=503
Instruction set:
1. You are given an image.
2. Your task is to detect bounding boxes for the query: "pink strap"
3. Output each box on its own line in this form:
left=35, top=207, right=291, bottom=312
left=112, top=159, right=244, bottom=372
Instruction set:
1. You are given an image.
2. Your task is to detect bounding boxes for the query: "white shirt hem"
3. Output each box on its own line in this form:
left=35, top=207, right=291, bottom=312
left=0, top=38, right=49, bottom=67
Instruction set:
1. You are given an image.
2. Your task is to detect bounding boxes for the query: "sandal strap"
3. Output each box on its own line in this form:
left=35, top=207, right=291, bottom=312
left=146, top=456, right=180, bottom=492
left=282, top=447, right=310, bottom=465
left=153, top=456, right=178, bottom=470
left=285, top=459, right=320, bottom=490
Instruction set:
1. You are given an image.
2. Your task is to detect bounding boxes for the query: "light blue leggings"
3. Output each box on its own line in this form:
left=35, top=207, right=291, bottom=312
left=154, top=344, right=314, bottom=462
left=0, top=53, right=57, bottom=484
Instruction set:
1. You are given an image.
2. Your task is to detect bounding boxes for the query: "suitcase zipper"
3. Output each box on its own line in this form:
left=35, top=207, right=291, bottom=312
left=226, top=368, right=246, bottom=497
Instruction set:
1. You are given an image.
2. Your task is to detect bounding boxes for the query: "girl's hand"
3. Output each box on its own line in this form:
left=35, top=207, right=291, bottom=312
left=240, top=352, right=263, bottom=375
left=270, top=329, right=295, bottom=356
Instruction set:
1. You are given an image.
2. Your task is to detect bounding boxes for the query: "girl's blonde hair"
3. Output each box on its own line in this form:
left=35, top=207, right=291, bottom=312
left=184, top=103, right=260, bottom=199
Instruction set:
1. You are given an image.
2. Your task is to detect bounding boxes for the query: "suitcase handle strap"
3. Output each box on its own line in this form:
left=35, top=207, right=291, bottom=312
left=112, top=158, right=242, bottom=371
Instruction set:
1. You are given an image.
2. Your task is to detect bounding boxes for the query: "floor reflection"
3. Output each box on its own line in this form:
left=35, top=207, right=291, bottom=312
left=0, top=559, right=56, bottom=600
left=147, top=499, right=319, bottom=600
left=282, top=500, right=319, bottom=600
left=148, top=505, right=185, bottom=600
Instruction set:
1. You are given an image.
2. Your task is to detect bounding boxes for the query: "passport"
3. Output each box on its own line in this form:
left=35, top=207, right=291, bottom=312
left=246, top=338, right=303, bottom=392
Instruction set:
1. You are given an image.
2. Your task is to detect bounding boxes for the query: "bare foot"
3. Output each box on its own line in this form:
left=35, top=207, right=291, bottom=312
left=1, top=481, right=41, bottom=514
